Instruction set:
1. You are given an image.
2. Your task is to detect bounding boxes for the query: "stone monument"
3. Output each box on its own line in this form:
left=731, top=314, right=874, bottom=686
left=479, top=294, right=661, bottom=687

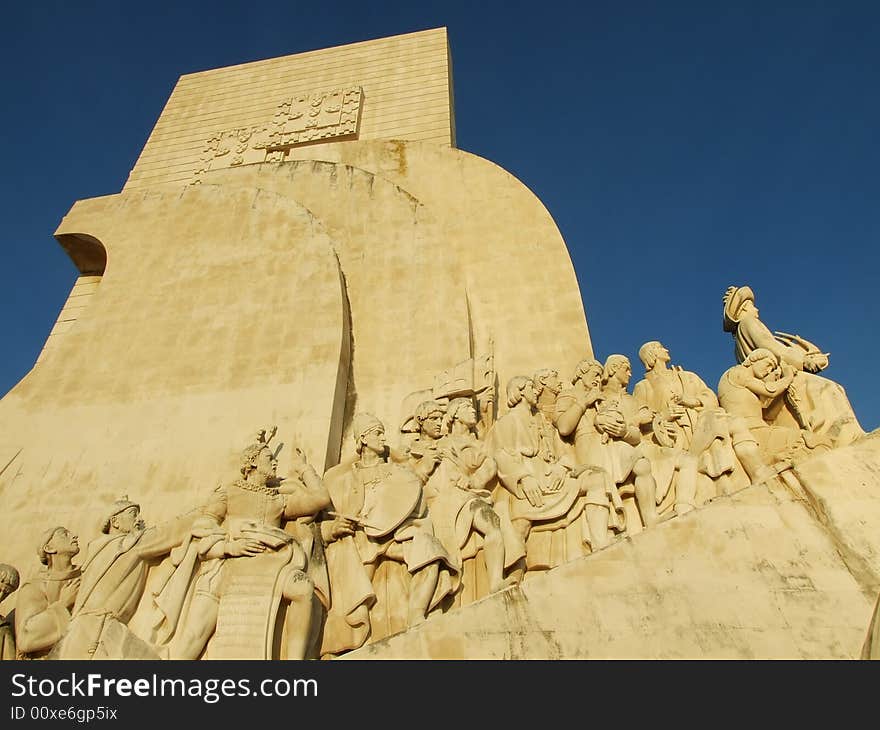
left=1, top=28, right=878, bottom=659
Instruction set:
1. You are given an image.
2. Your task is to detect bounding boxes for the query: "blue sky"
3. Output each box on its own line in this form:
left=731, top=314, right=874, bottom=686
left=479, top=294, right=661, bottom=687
left=1, top=1, right=878, bottom=430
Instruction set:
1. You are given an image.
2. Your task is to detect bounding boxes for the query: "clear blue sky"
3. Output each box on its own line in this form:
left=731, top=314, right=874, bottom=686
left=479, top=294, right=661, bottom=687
left=2, top=1, right=878, bottom=430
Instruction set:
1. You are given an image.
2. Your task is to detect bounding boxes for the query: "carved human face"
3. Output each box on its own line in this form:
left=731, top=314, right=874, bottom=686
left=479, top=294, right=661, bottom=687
left=613, top=361, right=631, bottom=387
left=752, top=356, right=776, bottom=381
left=653, top=343, right=670, bottom=365
left=46, top=527, right=80, bottom=559
left=542, top=373, right=562, bottom=396
left=740, top=300, right=758, bottom=318
left=254, top=446, right=278, bottom=480
left=421, top=412, right=444, bottom=439
left=0, top=577, right=15, bottom=602
left=456, top=402, right=478, bottom=428
left=584, top=367, right=603, bottom=390
left=362, top=426, right=386, bottom=456
left=112, top=506, right=142, bottom=534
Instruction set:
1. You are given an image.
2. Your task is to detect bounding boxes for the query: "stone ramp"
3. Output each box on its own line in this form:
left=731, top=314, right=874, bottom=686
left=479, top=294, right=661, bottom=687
left=347, top=433, right=880, bottom=659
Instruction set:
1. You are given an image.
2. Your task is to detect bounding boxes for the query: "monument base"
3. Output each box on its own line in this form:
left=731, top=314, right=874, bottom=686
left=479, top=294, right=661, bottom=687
left=346, top=431, right=880, bottom=659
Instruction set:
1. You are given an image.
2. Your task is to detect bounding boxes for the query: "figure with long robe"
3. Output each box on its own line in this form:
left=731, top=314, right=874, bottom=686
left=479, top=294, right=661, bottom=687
left=15, top=527, right=81, bottom=659
left=320, top=413, right=456, bottom=657
left=487, top=375, right=615, bottom=568
left=51, top=496, right=194, bottom=659
left=633, top=341, right=747, bottom=507
left=412, top=398, right=523, bottom=597
left=162, top=428, right=329, bottom=660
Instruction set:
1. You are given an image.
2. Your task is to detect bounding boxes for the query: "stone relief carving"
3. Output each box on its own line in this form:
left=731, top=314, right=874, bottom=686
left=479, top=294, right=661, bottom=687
left=400, top=352, right=497, bottom=439
left=277, top=87, right=362, bottom=144
left=410, top=398, right=522, bottom=596
left=194, top=86, right=363, bottom=183
left=0, top=286, right=869, bottom=659
left=159, top=427, right=329, bottom=660
left=717, top=348, right=812, bottom=468
left=592, top=355, right=660, bottom=531
left=486, top=375, right=613, bottom=569
left=319, top=413, right=456, bottom=657
left=723, top=285, right=863, bottom=449
left=0, top=562, right=19, bottom=660
left=14, top=527, right=81, bottom=659
left=51, top=496, right=194, bottom=659
left=633, top=341, right=747, bottom=511
left=555, top=359, right=627, bottom=549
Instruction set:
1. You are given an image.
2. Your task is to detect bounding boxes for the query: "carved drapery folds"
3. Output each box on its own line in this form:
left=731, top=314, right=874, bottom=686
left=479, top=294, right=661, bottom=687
left=0, top=285, right=867, bottom=659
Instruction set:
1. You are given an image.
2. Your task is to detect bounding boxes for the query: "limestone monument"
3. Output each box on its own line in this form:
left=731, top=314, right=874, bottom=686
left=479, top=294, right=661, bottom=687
left=0, top=564, right=19, bottom=660
left=1, top=28, right=878, bottom=659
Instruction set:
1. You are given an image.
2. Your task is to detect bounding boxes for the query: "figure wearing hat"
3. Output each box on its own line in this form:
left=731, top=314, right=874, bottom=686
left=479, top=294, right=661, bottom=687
left=723, top=285, right=829, bottom=373
left=51, top=496, right=195, bottom=659
left=319, top=413, right=457, bottom=656
left=722, top=285, right=863, bottom=450
left=14, top=526, right=81, bottom=658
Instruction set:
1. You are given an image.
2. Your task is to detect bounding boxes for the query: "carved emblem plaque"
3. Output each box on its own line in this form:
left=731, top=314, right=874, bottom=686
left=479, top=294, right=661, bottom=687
left=194, top=86, right=363, bottom=182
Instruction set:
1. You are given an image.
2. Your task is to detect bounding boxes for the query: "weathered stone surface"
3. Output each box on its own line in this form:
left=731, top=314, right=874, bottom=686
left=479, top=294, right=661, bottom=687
left=0, top=29, right=875, bottom=661
left=0, top=185, right=348, bottom=576
left=348, top=434, right=880, bottom=659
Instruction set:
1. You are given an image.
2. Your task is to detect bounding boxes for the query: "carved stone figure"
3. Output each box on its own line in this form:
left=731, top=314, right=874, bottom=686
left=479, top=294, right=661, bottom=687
left=487, top=375, right=615, bottom=569
left=163, top=428, right=329, bottom=660
left=0, top=563, right=20, bottom=660
left=590, top=355, right=660, bottom=530
left=407, top=400, right=449, bottom=485
left=14, top=527, right=81, bottom=659
left=320, top=413, right=457, bottom=657
left=52, top=496, right=194, bottom=659
left=632, top=341, right=744, bottom=508
left=717, top=348, right=806, bottom=475
left=415, top=398, right=523, bottom=596
left=533, top=368, right=564, bottom=424
left=722, top=285, right=863, bottom=448
left=554, top=359, right=628, bottom=548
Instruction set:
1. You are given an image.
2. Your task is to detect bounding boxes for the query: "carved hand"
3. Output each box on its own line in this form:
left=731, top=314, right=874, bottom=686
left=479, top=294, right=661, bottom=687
left=322, top=516, right=356, bottom=543
left=803, top=352, right=829, bottom=373
left=225, top=538, right=266, bottom=557
left=665, top=394, right=687, bottom=418
left=422, top=443, right=442, bottom=464
left=585, top=387, right=602, bottom=406
left=545, top=476, right=565, bottom=494
left=654, top=418, right=677, bottom=447
left=596, top=410, right=627, bottom=438
left=521, top=476, right=544, bottom=508
left=289, top=446, right=310, bottom=476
